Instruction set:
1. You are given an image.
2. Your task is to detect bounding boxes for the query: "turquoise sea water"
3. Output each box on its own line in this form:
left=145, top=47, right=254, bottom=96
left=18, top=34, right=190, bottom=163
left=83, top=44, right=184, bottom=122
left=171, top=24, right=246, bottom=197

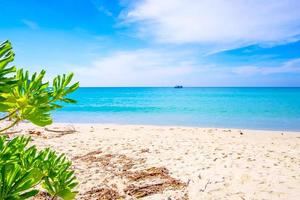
left=53, top=87, right=300, bottom=131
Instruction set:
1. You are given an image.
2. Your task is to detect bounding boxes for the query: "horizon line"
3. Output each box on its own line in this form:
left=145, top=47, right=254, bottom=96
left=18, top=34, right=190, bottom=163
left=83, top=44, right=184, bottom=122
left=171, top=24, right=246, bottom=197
left=74, top=86, right=300, bottom=88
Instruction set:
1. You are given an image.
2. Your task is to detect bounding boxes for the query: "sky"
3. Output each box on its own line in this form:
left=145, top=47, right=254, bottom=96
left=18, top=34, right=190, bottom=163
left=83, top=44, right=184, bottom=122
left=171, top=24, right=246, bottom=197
left=1, top=0, right=300, bottom=87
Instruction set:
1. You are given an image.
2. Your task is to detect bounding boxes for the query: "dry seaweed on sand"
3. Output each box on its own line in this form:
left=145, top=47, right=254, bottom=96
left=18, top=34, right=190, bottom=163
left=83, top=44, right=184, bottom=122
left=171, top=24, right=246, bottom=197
left=124, top=178, right=186, bottom=198
left=29, top=130, right=42, bottom=136
left=123, top=167, right=186, bottom=198
left=73, top=150, right=103, bottom=161
left=73, top=150, right=186, bottom=199
left=81, top=187, right=123, bottom=200
left=124, top=167, right=170, bottom=181
left=31, top=191, right=53, bottom=200
left=74, top=152, right=139, bottom=172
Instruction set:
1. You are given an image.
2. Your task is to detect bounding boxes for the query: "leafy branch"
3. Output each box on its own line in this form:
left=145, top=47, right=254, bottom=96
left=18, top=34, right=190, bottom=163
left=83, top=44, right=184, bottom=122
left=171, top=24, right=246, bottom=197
left=0, top=40, right=79, bottom=132
left=0, top=40, right=79, bottom=199
left=0, top=136, right=78, bottom=199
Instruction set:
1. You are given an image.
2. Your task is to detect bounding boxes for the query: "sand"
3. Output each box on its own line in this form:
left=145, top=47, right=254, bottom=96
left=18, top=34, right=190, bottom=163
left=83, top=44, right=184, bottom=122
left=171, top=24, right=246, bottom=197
left=8, top=123, right=300, bottom=200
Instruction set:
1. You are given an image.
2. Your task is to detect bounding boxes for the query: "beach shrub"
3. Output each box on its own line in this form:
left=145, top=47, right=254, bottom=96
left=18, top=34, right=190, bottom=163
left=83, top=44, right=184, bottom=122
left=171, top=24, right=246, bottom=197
left=0, top=40, right=79, bottom=199
left=0, top=136, right=78, bottom=199
left=0, top=40, right=16, bottom=94
left=0, top=40, right=79, bottom=132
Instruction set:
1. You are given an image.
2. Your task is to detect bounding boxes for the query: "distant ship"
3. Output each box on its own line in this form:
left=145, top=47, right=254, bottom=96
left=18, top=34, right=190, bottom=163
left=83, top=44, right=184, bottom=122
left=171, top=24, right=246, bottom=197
left=174, top=85, right=183, bottom=88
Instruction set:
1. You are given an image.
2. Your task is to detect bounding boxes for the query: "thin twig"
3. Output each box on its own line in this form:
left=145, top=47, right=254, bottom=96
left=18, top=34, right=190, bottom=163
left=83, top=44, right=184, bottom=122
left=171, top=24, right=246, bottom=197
left=199, top=179, right=211, bottom=192
left=0, top=119, right=20, bottom=133
left=0, top=109, right=17, bottom=121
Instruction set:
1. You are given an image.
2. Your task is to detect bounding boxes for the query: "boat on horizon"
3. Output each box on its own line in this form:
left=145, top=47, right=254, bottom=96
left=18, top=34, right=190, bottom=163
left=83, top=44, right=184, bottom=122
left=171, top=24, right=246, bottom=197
left=174, top=85, right=183, bottom=88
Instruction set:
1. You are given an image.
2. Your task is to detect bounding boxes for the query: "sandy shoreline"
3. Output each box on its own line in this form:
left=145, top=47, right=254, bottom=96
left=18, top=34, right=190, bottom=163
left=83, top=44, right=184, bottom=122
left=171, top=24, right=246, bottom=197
left=9, top=122, right=300, bottom=199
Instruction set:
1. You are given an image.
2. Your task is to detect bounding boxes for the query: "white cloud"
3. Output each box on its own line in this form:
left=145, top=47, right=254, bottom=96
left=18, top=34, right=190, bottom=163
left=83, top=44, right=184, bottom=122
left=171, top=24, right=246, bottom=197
left=73, top=49, right=203, bottom=86
left=21, top=19, right=39, bottom=30
left=58, top=49, right=300, bottom=86
left=123, top=0, right=300, bottom=48
left=69, top=47, right=300, bottom=86
left=233, top=58, right=300, bottom=75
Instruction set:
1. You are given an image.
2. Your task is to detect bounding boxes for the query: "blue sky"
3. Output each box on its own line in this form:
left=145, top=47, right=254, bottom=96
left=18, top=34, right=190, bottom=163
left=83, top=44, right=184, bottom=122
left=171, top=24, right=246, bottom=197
left=1, top=0, right=300, bottom=86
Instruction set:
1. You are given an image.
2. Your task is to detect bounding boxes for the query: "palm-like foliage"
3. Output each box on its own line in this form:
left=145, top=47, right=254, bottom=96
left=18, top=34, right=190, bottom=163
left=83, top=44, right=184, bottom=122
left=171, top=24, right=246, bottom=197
left=0, top=136, right=78, bottom=200
left=40, top=149, right=78, bottom=200
left=0, top=40, right=16, bottom=106
left=0, top=40, right=79, bottom=199
left=0, top=41, right=79, bottom=132
left=0, top=69, right=79, bottom=128
left=0, top=163, right=42, bottom=199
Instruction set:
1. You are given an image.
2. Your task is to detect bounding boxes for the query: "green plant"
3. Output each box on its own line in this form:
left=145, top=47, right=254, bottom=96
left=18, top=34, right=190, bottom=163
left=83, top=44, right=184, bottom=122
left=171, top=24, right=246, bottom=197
left=0, top=40, right=16, bottom=94
left=0, top=136, right=78, bottom=199
left=0, top=69, right=79, bottom=130
left=0, top=40, right=79, bottom=132
left=41, top=149, right=78, bottom=199
left=0, top=163, right=42, bottom=199
left=0, top=40, right=79, bottom=199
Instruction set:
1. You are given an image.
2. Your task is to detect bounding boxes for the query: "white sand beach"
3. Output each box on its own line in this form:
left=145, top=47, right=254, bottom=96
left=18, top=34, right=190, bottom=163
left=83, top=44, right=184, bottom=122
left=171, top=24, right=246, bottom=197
left=10, top=123, right=300, bottom=200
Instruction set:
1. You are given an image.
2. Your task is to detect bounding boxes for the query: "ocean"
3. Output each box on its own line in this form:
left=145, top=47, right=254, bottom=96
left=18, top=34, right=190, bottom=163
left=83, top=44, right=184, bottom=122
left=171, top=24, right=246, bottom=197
left=53, top=87, right=300, bottom=131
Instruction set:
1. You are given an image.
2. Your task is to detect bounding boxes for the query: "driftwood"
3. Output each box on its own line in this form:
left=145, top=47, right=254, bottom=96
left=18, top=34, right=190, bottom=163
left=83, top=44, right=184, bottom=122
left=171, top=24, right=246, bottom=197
left=44, top=126, right=76, bottom=133
left=44, top=126, right=77, bottom=138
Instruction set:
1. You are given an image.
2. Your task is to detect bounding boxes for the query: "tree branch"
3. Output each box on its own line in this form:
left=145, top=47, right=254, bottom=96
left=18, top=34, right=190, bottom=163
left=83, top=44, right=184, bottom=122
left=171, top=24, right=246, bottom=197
left=0, top=119, right=20, bottom=133
left=0, top=109, right=17, bottom=121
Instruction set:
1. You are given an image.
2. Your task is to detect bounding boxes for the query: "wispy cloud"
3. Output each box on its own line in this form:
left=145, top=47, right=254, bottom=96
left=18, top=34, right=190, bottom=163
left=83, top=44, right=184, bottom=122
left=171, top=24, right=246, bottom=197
left=4, top=1, right=298, bottom=87
left=70, top=47, right=300, bottom=86
left=91, top=0, right=113, bottom=16
left=233, top=58, right=300, bottom=75
left=73, top=49, right=203, bottom=86
left=123, top=0, right=300, bottom=50
left=21, top=19, right=39, bottom=30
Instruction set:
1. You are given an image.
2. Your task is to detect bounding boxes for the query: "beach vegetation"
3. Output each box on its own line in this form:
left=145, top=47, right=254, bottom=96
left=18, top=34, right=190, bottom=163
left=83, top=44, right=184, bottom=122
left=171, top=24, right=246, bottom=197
left=0, top=40, right=79, bottom=199
left=0, top=40, right=79, bottom=132
left=0, top=136, right=78, bottom=199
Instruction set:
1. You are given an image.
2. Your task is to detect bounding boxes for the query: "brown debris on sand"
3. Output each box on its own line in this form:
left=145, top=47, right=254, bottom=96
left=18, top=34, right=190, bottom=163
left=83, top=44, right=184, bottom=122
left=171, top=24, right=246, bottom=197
left=75, top=150, right=187, bottom=199
left=124, top=167, right=186, bottom=198
left=124, top=179, right=186, bottom=198
left=29, top=130, right=42, bottom=136
left=125, top=167, right=170, bottom=181
left=82, top=187, right=123, bottom=200
left=32, top=191, right=53, bottom=200
left=140, top=148, right=150, bottom=153
left=73, top=150, right=103, bottom=161
left=75, top=151, right=139, bottom=174
left=124, top=183, right=165, bottom=198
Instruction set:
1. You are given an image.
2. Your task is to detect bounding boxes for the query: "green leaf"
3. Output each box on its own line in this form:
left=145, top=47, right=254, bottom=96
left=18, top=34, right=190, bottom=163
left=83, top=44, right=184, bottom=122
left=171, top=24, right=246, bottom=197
left=19, top=189, right=39, bottom=199
left=66, top=82, right=79, bottom=94
left=0, top=136, right=78, bottom=199
left=62, top=98, right=77, bottom=104
left=1, top=40, right=79, bottom=198
left=57, top=189, right=78, bottom=200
